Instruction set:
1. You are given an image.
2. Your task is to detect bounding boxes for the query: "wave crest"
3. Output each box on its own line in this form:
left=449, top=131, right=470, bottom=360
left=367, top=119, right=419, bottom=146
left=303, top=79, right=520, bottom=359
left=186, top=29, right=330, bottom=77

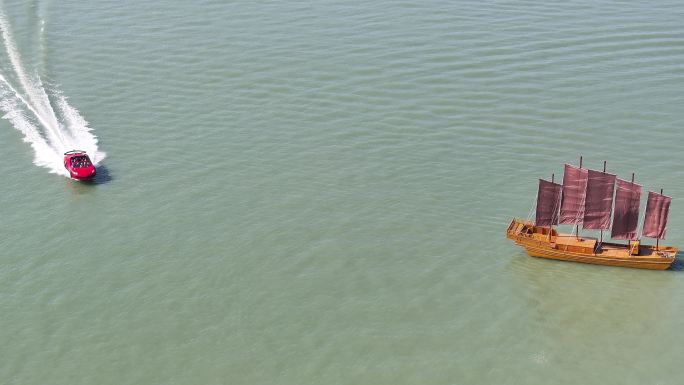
left=0, top=7, right=105, bottom=177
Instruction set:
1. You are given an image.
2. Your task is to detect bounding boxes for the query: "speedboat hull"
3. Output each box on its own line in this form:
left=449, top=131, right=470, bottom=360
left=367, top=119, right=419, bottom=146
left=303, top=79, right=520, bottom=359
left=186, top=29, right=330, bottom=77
left=64, top=150, right=96, bottom=180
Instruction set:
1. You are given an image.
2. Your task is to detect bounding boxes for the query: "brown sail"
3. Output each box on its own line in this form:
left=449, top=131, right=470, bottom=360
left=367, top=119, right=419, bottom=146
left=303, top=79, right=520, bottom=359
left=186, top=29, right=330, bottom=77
left=643, top=191, right=672, bottom=239
left=611, top=179, right=641, bottom=240
left=559, top=164, right=588, bottom=224
left=583, top=170, right=616, bottom=230
left=535, top=179, right=562, bottom=227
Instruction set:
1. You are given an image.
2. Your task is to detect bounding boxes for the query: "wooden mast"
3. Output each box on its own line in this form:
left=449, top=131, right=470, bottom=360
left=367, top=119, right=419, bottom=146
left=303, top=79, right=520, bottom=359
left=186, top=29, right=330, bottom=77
left=549, top=173, right=555, bottom=242
left=657, top=188, right=663, bottom=251
left=600, top=161, right=606, bottom=245
left=627, top=173, right=639, bottom=257
left=575, top=156, right=583, bottom=239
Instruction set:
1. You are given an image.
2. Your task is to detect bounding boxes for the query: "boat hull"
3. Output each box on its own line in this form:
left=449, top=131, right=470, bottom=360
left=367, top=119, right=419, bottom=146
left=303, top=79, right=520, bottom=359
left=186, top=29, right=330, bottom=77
left=507, top=218, right=676, bottom=270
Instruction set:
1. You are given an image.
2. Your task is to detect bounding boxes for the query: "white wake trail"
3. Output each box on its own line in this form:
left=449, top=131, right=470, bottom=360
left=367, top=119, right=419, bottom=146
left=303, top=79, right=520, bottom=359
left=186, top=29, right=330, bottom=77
left=0, top=6, right=105, bottom=177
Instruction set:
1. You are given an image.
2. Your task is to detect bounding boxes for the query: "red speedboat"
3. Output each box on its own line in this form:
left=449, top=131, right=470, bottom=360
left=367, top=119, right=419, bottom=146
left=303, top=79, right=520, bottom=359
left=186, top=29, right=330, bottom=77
left=64, top=150, right=96, bottom=180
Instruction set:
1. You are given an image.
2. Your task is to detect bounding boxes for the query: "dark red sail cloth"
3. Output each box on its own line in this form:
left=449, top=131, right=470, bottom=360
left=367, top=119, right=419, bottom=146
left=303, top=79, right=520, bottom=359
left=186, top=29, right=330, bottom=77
left=559, top=164, right=588, bottom=225
left=582, top=170, right=616, bottom=230
left=535, top=179, right=562, bottom=227
left=611, top=179, right=641, bottom=240
left=642, top=191, right=671, bottom=239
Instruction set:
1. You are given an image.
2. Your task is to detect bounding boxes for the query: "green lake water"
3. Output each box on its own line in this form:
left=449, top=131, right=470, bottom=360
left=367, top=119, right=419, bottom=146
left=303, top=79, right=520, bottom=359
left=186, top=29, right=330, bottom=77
left=1, top=0, right=684, bottom=384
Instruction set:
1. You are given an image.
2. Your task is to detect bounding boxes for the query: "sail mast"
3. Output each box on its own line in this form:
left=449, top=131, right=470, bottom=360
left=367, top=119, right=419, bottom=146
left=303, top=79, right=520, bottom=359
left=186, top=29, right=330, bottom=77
left=535, top=176, right=562, bottom=233
left=559, top=156, right=588, bottom=237
left=631, top=173, right=636, bottom=256
left=611, top=172, right=641, bottom=241
left=657, top=188, right=662, bottom=251
left=642, top=188, right=671, bottom=251
left=658, top=188, right=661, bottom=250
left=601, top=161, right=606, bottom=245
left=583, top=161, right=616, bottom=244
left=575, top=156, right=583, bottom=239
left=549, top=173, right=554, bottom=242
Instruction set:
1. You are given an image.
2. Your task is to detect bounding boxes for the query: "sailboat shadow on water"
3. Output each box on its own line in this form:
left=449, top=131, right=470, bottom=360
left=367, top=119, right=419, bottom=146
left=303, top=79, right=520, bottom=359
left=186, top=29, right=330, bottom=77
left=666, top=253, right=684, bottom=272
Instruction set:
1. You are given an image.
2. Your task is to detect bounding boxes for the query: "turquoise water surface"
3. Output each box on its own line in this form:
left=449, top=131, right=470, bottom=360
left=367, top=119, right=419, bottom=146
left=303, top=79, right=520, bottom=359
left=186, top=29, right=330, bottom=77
left=1, top=1, right=684, bottom=384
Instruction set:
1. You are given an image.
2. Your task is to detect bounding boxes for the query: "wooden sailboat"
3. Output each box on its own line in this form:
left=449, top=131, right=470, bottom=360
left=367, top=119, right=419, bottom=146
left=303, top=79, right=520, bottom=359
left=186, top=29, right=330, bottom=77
left=506, top=160, right=677, bottom=270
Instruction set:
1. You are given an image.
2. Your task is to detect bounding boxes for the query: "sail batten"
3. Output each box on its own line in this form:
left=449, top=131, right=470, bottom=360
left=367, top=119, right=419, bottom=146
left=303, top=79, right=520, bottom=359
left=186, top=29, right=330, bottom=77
left=643, top=191, right=671, bottom=239
left=535, top=179, right=562, bottom=227
left=611, top=179, right=641, bottom=240
left=583, top=170, right=616, bottom=230
left=559, top=164, right=588, bottom=225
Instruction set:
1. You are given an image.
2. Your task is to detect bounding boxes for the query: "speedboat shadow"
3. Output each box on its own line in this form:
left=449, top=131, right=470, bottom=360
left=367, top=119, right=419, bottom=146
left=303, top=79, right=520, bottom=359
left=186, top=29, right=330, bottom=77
left=85, top=164, right=114, bottom=185
left=67, top=164, right=114, bottom=187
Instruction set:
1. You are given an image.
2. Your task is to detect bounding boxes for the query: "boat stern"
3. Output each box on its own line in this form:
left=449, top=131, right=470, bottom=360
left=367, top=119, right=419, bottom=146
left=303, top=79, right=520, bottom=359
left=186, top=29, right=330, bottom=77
left=506, top=218, right=533, bottom=241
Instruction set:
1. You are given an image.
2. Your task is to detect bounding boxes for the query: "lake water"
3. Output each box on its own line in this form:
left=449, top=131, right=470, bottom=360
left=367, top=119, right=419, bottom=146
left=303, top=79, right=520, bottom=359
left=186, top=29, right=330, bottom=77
left=1, top=0, right=684, bottom=384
